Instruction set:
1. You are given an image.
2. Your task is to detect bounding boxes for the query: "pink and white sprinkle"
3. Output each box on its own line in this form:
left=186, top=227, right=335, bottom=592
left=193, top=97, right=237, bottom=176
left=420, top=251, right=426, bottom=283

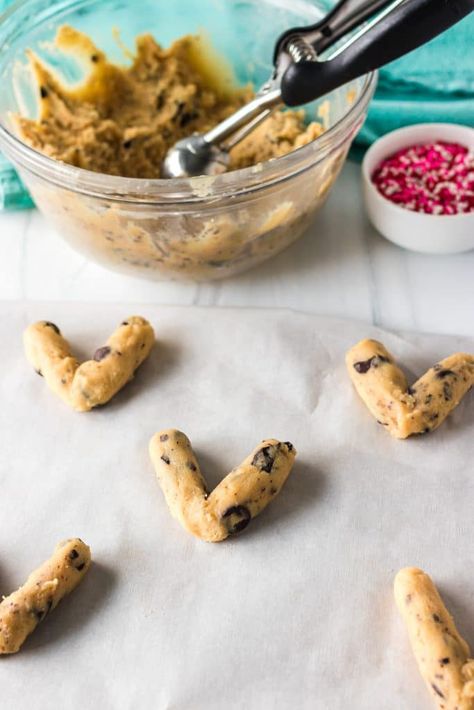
left=371, top=141, right=474, bottom=215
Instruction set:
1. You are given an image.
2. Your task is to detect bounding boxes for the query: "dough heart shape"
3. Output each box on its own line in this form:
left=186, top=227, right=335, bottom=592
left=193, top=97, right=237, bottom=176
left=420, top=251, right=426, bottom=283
left=23, top=316, right=155, bottom=411
left=0, top=539, right=91, bottom=654
left=149, top=429, right=296, bottom=542
left=346, top=339, right=474, bottom=439
left=394, top=567, right=474, bottom=710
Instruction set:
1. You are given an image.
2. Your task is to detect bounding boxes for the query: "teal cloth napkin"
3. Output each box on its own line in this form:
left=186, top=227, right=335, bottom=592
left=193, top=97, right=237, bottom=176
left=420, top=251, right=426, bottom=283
left=0, top=0, right=34, bottom=209
left=0, top=154, right=34, bottom=210
left=0, top=2, right=473, bottom=209
left=353, top=12, right=474, bottom=154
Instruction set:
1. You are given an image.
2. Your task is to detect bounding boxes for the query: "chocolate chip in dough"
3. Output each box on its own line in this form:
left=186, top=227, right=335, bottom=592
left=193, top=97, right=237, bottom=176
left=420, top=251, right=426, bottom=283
left=431, top=683, right=444, bottom=699
left=186, top=461, right=197, bottom=471
left=76, top=562, right=86, bottom=571
left=40, top=86, right=48, bottom=99
left=90, top=54, right=99, bottom=63
left=160, top=454, right=170, bottom=465
left=174, top=101, right=186, bottom=121
left=439, top=657, right=450, bottom=666
left=436, top=369, right=456, bottom=379
left=442, top=382, right=452, bottom=402
left=433, top=614, right=441, bottom=623
left=252, top=446, right=276, bottom=473
left=35, top=369, right=43, bottom=377
left=44, top=321, right=60, bottom=335
left=353, top=357, right=375, bottom=374
left=222, top=505, right=251, bottom=534
left=354, top=354, right=390, bottom=374
left=69, top=549, right=79, bottom=560
left=179, top=111, right=198, bottom=128
left=34, top=599, right=52, bottom=622
left=93, top=345, right=112, bottom=362
left=284, top=441, right=294, bottom=452
left=159, top=434, right=169, bottom=442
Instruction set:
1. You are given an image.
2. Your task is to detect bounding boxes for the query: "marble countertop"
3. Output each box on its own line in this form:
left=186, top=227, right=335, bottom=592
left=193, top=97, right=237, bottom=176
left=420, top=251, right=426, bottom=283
left=1, top=161, right=473, bottom=337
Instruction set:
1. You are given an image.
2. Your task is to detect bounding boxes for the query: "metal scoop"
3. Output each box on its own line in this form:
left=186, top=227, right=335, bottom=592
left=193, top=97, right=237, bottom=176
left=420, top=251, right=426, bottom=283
left=161, top=0, right=474, bottom=179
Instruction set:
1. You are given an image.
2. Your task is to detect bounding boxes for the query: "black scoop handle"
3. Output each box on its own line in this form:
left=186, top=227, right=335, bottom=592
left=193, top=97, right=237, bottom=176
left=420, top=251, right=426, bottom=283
left=281, top=0, right=474, bottom=106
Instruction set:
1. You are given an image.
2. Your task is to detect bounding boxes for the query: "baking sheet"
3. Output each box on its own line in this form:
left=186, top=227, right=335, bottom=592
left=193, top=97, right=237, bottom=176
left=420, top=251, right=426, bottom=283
left=0, top=303, right=473, bottom=710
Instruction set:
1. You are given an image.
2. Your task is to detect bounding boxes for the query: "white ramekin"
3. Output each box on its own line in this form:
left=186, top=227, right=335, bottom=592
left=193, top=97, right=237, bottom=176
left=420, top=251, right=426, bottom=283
left=362, top=123, right=474, bottom=255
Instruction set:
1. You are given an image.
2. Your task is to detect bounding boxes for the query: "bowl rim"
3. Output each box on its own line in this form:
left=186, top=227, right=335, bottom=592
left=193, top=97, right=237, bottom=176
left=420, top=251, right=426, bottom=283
left=362, top=122, right=474, bottom=223
left=0, top=0, right=377, bottom=205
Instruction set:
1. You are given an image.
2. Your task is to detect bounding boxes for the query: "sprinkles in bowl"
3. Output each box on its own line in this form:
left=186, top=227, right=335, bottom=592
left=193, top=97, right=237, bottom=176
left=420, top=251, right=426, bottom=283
left=372, top=141, right=474, bottom=216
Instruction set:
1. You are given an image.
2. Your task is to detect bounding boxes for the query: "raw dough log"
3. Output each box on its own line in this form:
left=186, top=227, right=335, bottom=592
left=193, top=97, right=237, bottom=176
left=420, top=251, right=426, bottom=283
left=149, top=429, right=296, bottom=542
left=0, top=539, right=91, bottom=654
left=24, top=316, right=155, bottom=411
left=346, top=339, right=474, bottom=438
left=394, top=567, right=474, bottom=710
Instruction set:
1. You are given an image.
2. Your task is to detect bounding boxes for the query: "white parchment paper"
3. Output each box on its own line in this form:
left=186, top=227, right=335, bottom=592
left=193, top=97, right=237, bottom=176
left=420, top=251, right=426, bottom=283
left=0, top=303, right=473, bottom=710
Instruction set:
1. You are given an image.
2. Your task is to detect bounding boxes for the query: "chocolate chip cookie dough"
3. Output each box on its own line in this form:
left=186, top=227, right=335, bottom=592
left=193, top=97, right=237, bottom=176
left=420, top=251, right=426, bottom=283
left=0, top=539, right=91, bottom=654
left=346, top=339, right=474, bottom=438
left=394, top=567, right=474, bottom=710
left=149, top=429, right=296, bottom=542
left=24, top=316, right=155, bottom=411
left=12, top=25, right=341, bottom=281
left=16, top=25, right=323, bottom=177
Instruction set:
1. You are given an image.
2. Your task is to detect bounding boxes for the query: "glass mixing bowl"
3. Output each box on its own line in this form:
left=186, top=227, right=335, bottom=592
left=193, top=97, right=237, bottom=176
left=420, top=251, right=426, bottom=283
left=0, top=0, right=376, bottom=281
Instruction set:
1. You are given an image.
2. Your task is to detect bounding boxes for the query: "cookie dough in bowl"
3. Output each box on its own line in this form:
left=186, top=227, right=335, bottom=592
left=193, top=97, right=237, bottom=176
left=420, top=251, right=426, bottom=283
left=0, top=0, right=376, bottom=280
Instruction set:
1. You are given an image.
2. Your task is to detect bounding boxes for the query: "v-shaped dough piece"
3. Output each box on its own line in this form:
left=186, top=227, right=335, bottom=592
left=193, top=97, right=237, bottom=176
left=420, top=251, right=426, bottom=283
left=0, top=539, right=91, bottom=654
left=394, top=567, right=474, bottom=710
left=149, top=429, right=296, bottom=542
left=24, top=316, right=155, bottom=411
left=346, top=339, right=474, bottom=439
